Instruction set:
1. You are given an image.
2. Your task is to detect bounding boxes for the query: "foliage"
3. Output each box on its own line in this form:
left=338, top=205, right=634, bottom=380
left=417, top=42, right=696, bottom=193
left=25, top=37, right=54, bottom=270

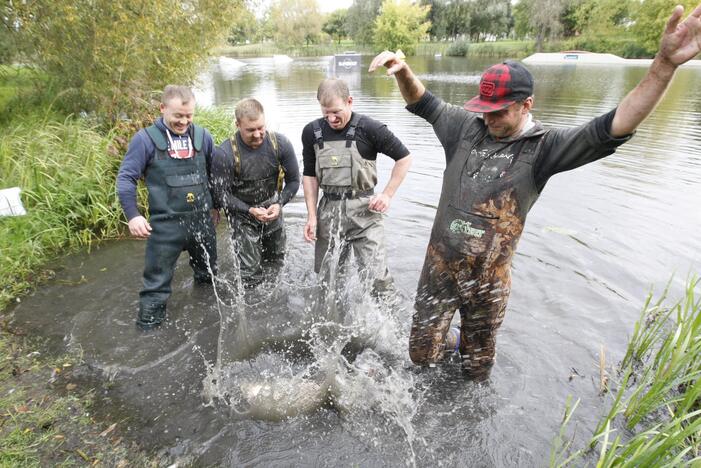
left=551, top=278, right=701, bottom=466
left=467, top=0, right=512, bottom=41
left=323, top=9, right=350, bottom=44
left=6, top=0, right=241, bottom=125
left=373, top=0, right=431, bottom=55
left=446, top=40, right=471, bottom=57
left=513, top=0, right=580, bottom=49
left=227, top=2, right=263, bottom=45
left=269, top=0, right=324, bottom=47
left=572, top=0, right=635, bottom=37
left=632, top=0, right=699, bottom=56
left=347, top=0, right=384, bottom=45
left=421, top=0, right=472, bottom=40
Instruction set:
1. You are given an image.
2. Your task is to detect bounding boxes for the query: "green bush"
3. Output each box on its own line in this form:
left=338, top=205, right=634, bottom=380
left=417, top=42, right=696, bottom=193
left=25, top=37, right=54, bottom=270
left=446, top=40, right=471, bottom=57
left=7, top=1, right=242, bottom=125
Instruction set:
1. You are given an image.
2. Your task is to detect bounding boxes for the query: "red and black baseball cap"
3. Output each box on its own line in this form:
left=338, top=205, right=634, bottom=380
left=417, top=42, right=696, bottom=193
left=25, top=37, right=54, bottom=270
left=463, top=60, right=534, bottom=113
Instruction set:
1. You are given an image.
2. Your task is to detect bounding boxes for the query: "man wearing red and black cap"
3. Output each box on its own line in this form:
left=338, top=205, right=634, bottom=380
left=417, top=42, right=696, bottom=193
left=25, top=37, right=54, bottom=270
left=369, top=4, right=701, bottom=379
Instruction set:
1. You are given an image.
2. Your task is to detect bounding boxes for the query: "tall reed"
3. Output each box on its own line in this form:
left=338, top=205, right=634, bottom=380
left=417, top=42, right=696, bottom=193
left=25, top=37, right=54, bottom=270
left=551, top=277, right=701, bottom=466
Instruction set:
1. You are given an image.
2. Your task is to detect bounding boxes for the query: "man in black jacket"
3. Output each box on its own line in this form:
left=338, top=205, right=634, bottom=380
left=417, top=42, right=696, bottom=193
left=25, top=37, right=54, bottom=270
left=211, top=98, right=300, bottom=288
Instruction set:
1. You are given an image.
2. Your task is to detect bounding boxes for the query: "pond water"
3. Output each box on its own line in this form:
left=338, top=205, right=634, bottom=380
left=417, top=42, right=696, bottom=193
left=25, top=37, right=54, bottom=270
left=10, top=55, right=701, bottom=466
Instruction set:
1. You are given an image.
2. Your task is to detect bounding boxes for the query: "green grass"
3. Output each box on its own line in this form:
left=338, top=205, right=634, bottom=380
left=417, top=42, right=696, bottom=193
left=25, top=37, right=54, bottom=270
left=0, top=117, right=124, bottom=309
left=551, top=277, right=701, bottom=466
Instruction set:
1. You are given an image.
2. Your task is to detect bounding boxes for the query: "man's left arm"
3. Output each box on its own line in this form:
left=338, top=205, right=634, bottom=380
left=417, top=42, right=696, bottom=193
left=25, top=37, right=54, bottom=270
left=611, top=4, right=701, bottom=137
left=202, top=129, right=220, bottom=224
left=368, top=154, right=412, bottom=213
left=277, top=135, right=300, bottom=206
left=366, top=120, right=413, bottom=213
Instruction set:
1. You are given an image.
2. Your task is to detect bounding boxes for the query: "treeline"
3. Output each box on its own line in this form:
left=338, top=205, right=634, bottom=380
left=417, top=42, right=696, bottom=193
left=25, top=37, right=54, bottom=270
left=228, top=0, right=698, bottom=58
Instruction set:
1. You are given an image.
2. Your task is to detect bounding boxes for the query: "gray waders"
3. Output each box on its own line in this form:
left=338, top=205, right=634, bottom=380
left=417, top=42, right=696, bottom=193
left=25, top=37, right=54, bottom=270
left=410, top=125, right=547, bottom=378
left=312, top=116, right=393, bottom=298
left=138, top=125, right=217, bottom=329
left=221, top=132, right=285, bottom=287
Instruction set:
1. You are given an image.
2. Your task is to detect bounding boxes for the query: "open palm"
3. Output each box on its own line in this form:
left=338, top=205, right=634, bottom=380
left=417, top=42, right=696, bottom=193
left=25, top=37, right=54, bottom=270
left=660, top=4, right=701, bottom=66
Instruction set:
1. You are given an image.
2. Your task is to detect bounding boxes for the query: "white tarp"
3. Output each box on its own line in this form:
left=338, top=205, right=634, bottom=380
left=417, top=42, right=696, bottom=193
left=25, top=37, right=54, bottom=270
left=0, top=187, right=27, bottom=216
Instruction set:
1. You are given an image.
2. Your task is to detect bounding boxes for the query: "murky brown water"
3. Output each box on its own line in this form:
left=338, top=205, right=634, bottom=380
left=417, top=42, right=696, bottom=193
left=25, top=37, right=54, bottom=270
left=9, top=55, right=701, bottom=466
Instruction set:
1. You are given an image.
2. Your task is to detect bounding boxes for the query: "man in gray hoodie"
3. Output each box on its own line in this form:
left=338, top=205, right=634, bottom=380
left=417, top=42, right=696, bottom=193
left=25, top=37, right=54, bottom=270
left=369, top=4, right=701, bottom=378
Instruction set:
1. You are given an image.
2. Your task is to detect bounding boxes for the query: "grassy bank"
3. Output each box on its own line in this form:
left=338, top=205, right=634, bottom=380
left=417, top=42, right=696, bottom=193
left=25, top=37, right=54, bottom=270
left=0, top=329, right=155, bottom=466
left=551, top=277, right=701, bottom=466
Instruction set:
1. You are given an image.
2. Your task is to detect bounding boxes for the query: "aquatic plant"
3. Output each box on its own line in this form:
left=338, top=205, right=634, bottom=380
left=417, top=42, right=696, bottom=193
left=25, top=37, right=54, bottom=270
left=551, top=277, right=701, bottom=466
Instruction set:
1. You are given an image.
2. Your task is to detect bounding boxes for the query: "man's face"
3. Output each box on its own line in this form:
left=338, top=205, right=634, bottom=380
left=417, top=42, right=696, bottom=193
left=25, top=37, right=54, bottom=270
left=483, top=99, right=531, bottom=139
left=160, top=98, right=195, bottom=135
left=320, top=96, right=353, bottom=130
left=237, top=115, right=266, bottom=149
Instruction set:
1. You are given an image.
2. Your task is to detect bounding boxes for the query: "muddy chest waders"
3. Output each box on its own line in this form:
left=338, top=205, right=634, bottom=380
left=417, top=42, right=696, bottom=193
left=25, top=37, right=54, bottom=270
left=312, top=115, right=393, bottom=295
left=221, top=131, right=285, bottom=286
left=410, top=124, right=547, bottom=377
left=138, top=124, right=217, bottom=328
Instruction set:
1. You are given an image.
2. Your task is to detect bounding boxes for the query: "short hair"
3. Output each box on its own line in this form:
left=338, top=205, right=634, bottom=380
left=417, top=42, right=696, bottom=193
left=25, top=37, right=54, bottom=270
left=161, top=85, right=195, bottom=105
left=317, top=78, right=350, bottom=105
left=234, top=98, right=265, bottom=122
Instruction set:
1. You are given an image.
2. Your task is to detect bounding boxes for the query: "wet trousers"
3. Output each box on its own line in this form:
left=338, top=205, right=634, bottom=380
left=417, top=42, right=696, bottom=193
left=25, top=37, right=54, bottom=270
left=314, top=195, right=393, bottom=296
left=138, top=214, right=217, bottom=326
left=409, top=243, right=511, bottom=378
left=230, top=214, right=285, bottom=286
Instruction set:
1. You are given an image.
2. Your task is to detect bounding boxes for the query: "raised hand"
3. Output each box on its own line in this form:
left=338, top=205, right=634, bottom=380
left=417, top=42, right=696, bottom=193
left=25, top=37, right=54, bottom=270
left=659, top=4, right=701, bottom=67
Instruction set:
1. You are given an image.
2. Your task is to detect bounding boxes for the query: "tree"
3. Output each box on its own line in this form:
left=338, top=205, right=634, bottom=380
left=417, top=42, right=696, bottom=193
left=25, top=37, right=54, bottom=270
left=468, top=0, right=512, bottom=41
left=323, top=9, right=349, bottom=44
left=228, top=2, right=262, bottom=45
left=7, top=0, right=241, bottom=123
left=373, top=0, right=431, bottom=55
left=512, top=0, right=571, bottom=50
left=572, top=0, right=634, bottom=37
left=347, top=0, right=383, bottom=45
left=269, top=0, right=323, bottom=47
left=422, top=0, right=472, bottom=40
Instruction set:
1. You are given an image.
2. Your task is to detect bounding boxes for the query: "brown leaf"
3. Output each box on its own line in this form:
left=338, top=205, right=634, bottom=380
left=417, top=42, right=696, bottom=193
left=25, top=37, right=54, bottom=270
left=16, top=405, right=30, bottom=413
left=66, top=383, right=77, bottom=391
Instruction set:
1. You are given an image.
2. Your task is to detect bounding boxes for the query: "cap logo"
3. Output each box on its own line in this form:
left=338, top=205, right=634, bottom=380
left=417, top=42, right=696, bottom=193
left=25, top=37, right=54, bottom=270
left=480, top=81, right=495, bottom=97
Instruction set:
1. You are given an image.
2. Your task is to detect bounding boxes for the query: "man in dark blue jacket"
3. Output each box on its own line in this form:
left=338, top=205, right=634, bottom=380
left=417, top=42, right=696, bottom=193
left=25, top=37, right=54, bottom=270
left=117, top=85, right=218, bottom=329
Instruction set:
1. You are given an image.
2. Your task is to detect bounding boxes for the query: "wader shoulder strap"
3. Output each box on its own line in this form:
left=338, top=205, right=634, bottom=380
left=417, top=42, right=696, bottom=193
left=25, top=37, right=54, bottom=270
left=192, top=124, right=204, bottom=153
left=231, top=132, right=241, bottom=178
left=345, top=113, right=361, bottom=148
left=145, top=125, right=168, bottom=152
left=268, top=131, right=285, bottom=192
left=312, top=120, right=324, bottom=149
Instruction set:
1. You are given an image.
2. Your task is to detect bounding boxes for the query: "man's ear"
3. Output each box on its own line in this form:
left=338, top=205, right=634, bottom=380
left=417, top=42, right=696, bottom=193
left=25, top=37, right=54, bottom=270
left=522, top=96, right=534, bottom=113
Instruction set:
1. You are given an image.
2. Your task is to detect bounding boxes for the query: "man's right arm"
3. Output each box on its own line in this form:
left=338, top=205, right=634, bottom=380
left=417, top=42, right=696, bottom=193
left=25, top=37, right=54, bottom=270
left=116, top=131, right=152, bottom=238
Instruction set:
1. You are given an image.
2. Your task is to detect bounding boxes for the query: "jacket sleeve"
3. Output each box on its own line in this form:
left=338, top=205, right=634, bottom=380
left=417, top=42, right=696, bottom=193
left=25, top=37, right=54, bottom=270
left=534, top=109, right=633, bottom=191
left=406, top=90, right=476, bottom=164
left=277, top=134, right=300, bottom=206
left=116, top=130, right=151, bottom=221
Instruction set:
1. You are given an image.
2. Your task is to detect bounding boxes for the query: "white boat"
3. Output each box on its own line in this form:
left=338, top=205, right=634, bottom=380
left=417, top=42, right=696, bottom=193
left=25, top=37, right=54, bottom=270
left=0, top=187, right=26, bottom=217
left=523, top=51, right=701, bottom=68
